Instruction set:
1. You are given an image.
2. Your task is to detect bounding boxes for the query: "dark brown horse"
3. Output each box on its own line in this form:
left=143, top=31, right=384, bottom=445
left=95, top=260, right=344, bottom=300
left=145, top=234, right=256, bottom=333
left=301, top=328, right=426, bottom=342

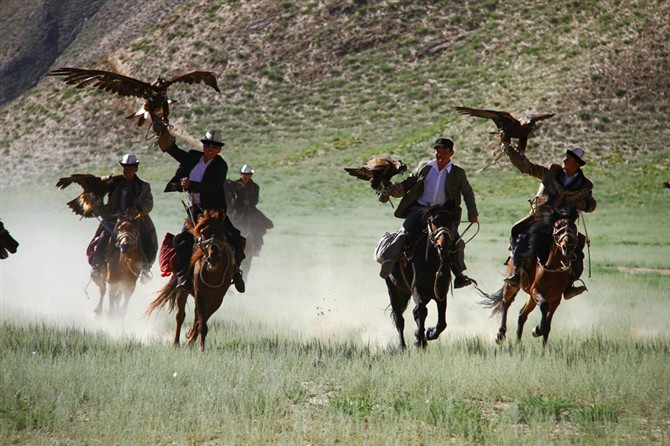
left=386, top=205, right=459, bottom=349
left=0, top=221, right=19, bottom=259
left=146, top=210, right=234, bottom=351
left=92, top=213, right=143, bottom=317
left=479, top=209, right=579, bottom=346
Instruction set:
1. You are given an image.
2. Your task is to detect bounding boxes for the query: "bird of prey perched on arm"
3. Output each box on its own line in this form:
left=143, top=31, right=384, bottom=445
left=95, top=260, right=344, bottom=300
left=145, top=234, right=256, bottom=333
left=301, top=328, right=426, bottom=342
left=454, top=106, right=555, bottom=153
left=48, top=67, right=221, bottom=127
left=344, top=157, right=407, bottom=200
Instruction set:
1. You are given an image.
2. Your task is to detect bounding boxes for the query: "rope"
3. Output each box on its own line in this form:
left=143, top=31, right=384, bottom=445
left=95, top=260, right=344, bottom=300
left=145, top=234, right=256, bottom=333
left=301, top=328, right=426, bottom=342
left=579, top=210, right=592, bottom=278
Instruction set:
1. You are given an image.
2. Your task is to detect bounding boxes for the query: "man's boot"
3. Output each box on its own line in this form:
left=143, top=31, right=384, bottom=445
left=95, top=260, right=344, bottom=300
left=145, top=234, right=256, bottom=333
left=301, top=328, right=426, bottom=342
left=453, top=274, right=472, bottom=289
left=175, top=273, right=193, bottom=292
left=90, top=265, right=103, bottom=282
left=232, top=270, right=245, bottom=293
left=451, top=239, right=472, bottom=289
left=564, top=282, right=587, bottom=300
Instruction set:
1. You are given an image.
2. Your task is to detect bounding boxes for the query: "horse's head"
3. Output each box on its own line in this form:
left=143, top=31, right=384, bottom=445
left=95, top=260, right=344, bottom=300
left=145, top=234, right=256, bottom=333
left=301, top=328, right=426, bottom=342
left=113, top=213, right=141, bottom=254
left=0, top=221, right=19, bottom=258
left=194, top=210, right=227, bottom=266
left=422, top=204, right=456, bottom=254
left=551, top=209, right=578, bottom=259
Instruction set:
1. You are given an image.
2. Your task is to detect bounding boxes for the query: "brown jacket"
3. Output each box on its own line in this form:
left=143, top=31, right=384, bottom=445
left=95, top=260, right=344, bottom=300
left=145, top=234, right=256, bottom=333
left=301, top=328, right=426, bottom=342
left=506, top=148, right=597, bottom=215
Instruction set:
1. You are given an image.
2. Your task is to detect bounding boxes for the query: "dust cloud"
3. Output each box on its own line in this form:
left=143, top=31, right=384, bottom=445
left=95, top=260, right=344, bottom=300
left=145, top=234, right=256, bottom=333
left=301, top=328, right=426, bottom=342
left=2, top=200, right=664, bottom=348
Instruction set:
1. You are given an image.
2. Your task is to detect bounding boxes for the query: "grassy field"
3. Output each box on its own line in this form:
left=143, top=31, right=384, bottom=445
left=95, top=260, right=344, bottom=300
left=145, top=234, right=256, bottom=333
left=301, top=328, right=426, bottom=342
left=1, top=161, right=669, bottom=444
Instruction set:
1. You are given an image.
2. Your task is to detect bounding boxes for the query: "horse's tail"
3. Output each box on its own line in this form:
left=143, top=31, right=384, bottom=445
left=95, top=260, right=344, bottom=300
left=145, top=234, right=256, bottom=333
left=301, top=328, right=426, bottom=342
left=476, top=286, right=504, bottom=317
left=144, top=275, right=180, bottom=317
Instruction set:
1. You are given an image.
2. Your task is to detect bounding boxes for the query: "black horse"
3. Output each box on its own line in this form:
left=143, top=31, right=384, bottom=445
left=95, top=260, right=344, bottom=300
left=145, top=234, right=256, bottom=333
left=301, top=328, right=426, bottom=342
left=385, top=204, right=459, bottom=349
left=0, top=221, right=19, bottom=259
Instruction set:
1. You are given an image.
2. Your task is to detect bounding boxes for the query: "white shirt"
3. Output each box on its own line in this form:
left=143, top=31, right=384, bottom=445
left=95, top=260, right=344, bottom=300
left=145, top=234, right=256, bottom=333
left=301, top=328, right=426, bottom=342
left=188, top=156, right=213, bottom=204
left=418, top=160, right=452, bottom=206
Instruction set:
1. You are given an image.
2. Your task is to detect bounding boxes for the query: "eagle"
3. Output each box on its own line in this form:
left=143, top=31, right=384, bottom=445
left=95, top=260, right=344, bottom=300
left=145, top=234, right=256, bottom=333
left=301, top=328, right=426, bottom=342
left=344, top=157, right=407, bottom=194
left=454, top=106, right=555, bottom=153
left=56, top=174, right=118, bottom=220
left=48, top=67, right=221, bottom=127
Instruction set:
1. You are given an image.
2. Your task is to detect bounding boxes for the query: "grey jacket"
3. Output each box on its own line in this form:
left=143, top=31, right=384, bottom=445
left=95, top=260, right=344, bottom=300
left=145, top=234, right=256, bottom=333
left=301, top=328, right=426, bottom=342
left=394, top=161, right=478, bottom=220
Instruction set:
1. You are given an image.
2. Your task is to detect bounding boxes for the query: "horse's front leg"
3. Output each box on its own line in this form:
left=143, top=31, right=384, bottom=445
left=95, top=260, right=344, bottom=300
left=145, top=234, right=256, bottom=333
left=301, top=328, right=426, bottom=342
left=517, top=293, right=537, bottom=342
left=426, top=298, right=447, bottom=341
left=119, top=283, right=136, bottom=319
left=413, top=302, right=428, bottom=348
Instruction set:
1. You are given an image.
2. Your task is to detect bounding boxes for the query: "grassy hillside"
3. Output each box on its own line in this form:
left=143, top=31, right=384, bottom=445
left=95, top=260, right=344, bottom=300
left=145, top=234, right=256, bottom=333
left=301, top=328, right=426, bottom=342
left=1, top=0, right=669, bottom=206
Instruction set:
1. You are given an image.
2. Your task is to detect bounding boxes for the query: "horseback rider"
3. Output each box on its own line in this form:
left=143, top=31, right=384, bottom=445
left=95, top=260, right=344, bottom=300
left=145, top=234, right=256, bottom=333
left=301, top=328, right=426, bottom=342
left=87, top=153, right=158, bottom=283
left=503, top=144, right=596, bottom=300
left=157, top=128, right=246, bottom=293
left=379, top=138, right=479, bottom=288
left=226, top=164, right=273, bottom=257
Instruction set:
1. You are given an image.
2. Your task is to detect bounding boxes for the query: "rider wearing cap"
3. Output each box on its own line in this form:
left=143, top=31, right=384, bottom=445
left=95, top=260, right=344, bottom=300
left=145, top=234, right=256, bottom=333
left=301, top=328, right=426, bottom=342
left=87, top=153, right=157, bottom=283
left=503, top=145, right=596, bottom=300
left=157, top=129, right=246, bottom=293
left=380, top=138, right=479, bottom=288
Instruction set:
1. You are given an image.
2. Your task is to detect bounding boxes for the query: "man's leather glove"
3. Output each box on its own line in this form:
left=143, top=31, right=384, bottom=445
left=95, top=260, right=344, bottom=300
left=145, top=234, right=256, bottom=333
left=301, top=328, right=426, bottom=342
left=156, top=128, right=176, bottom=152
left=378, top=191, right=390, bottom=203
left=386, top=183, right=405, bottom=198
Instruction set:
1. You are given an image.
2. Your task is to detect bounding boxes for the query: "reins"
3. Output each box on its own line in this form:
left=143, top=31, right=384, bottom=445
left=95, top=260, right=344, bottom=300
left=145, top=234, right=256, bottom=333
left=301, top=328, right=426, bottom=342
left=194, top=234, right=232, bottom=288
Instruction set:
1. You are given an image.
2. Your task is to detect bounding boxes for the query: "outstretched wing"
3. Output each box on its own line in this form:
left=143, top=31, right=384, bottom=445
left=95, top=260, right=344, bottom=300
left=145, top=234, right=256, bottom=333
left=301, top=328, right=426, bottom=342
left=454, top=106, right=519, bottom=130
left=523, top=112, right=555, bottom=122
left=56, top=174, right=116, bottom=218
left=48, top=67, right=153, bottom=99
left=164, top=71, right=221, bottom=93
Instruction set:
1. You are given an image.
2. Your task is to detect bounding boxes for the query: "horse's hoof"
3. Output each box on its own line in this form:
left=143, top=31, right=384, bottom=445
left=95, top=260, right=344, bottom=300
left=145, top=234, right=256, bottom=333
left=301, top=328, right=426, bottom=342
left=495, top=334, right=506, bottom=345
left=532, top=327, right=541, bottom=338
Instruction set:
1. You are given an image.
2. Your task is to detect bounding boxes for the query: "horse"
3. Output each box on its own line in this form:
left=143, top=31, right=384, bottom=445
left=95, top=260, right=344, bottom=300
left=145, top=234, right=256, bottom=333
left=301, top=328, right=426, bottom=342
left=479, top=208, right=579, bottom=346
left=386, top=204, right=459, bottom=349
left=146, top=209, right=235, bottom=352
left=0, top=221, right=19, bottom=259
left=91, top=213, right=144, bottom=318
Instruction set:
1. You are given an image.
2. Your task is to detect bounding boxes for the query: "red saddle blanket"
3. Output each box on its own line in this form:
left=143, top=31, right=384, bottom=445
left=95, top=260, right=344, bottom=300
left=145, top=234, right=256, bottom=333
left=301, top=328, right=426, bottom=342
left=159, top=232, right=176, bottom=277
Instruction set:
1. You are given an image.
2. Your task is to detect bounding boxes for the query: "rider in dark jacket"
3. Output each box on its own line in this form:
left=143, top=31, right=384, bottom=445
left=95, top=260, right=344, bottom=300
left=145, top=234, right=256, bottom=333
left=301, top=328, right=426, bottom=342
left=159, top=129, right=246, bottom=293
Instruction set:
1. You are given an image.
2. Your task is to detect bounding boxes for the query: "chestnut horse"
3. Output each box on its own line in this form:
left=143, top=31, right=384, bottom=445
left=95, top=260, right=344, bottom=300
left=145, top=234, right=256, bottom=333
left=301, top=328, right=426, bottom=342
left=146, top=210, right=234, bottom=351
left=479, top=209, right=579, bottom=346
left=0, top=221, right=19, bottom=259
left=92, top=214, right=143, bottom=317
left=386, top=205, right=459, bottom=349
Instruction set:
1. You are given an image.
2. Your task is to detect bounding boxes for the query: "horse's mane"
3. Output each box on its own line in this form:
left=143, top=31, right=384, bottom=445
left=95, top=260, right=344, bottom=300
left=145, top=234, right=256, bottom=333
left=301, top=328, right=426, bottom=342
left=418, top=201, right=457, bottom=224
left=527, top=207, right=577, bottom=263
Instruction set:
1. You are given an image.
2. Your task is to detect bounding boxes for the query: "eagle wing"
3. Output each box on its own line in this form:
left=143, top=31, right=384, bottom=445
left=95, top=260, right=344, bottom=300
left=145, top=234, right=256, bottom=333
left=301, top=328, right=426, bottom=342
left=345, top=157, right=407, bottom=191
left=56, top=174, right=116, bottom=219
left=454, top=106, right=519, bottom=130
left=164, top=71, right=221, bottom=93
left=48, top=67, right=153, bottom=99
left=524, top=112, right=555, bottom=122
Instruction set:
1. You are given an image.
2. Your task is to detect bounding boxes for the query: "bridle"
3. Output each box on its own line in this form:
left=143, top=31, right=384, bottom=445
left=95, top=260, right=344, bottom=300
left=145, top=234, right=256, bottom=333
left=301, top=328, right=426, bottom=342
left=539, top=218, right=577, bottom=273
left=194, top=233, right=232, bottom=288
left=113, top=220, right=142, bottom=277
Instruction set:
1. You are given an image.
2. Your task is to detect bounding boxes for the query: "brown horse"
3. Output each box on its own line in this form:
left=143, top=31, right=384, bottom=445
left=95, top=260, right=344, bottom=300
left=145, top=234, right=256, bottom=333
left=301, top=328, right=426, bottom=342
left=0, top=221, right=19, bottom=259
left=386, top=205, right=459, bottom=349
left=146, top=210, right=235, bottom=351
left=92, top=214, right=143, bottom=318
left=479, top=209, right=579, bottom=346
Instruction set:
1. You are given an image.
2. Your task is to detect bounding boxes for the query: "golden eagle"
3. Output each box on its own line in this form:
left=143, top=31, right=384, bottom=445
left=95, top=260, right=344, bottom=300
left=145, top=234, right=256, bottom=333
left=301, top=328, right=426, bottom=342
left=344, top=157, right=407, bottom=194
left=48, top=67, right=221, bottom=127
left=56, top=174, right=118, bottom=220
left=454, top=106, right=555, bottom=153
